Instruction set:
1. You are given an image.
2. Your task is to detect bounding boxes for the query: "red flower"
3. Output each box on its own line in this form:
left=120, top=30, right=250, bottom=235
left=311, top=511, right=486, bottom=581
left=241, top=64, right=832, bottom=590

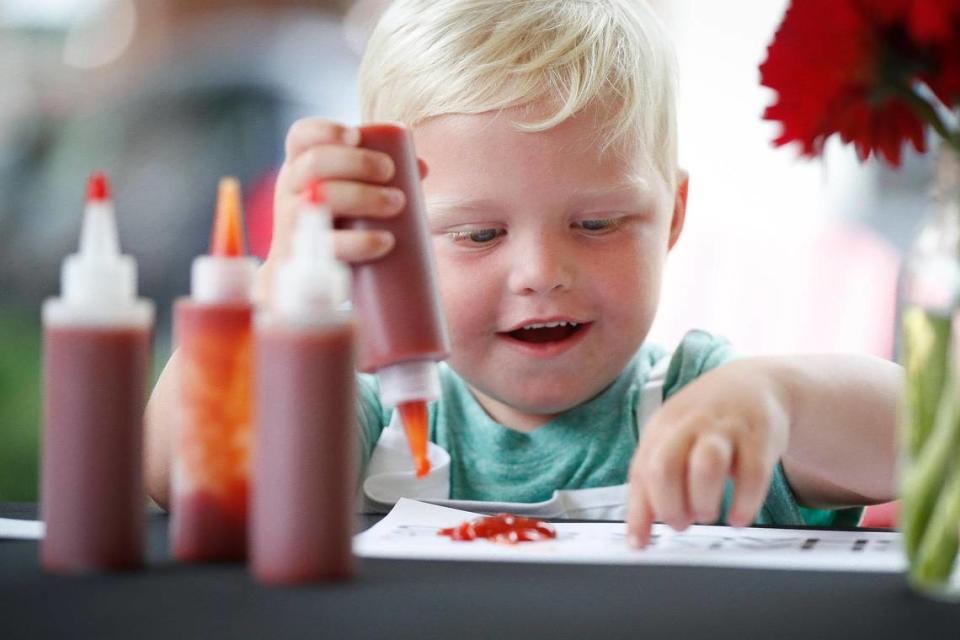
left=760, top=0, right=960, bottom=167
left=869, top=0, right=960, bottom=45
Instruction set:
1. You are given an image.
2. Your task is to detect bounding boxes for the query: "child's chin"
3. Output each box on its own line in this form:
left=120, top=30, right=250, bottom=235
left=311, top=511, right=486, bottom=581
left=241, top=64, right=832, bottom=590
left=490, top=382, right=598, bottom=416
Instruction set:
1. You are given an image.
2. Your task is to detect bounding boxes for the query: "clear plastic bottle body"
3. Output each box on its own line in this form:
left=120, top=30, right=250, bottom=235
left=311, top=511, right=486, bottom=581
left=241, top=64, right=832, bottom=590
left=251, top=313, right=356, bottom=584
left=170, top=299, right=253, bottom=562
left=41, top=321, right=151, bottom=573
left=345, top=123, right=449, bottom=373
left=39, top=174, right=154, bottom=573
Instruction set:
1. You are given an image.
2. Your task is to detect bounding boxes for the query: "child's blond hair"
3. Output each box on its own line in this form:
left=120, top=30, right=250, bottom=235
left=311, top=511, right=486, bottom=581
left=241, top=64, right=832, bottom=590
left=359, top=0, right=678, bottom=191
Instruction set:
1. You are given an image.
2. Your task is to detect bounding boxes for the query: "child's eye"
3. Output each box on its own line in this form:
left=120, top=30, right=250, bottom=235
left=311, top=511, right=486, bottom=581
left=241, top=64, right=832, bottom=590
left=447, top=228, right=505, bottom=245
left=574, top=217, right=623, bottom=233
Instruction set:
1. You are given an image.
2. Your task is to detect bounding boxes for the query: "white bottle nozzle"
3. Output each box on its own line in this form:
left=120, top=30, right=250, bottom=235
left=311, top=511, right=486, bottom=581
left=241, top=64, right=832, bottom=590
left=64, top=172, right=136, bottom=306
left=272, top=179, right=350, bottom=322
left=44, top=172, right=154, bottom=328
left=79, top=203, right=120, bottom=257
left=376, top=359, right=441, bottom=408
left=190, top=177, right=258, bottom=303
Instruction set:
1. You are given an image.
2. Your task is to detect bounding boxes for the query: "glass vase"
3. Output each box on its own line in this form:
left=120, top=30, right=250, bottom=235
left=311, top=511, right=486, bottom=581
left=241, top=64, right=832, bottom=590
left=898, top=145, right=960, bottom=599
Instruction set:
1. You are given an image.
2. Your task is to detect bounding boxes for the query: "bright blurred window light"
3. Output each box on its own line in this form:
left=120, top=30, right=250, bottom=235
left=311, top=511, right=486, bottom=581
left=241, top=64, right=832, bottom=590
left=0, top=0, right=110, bottom=28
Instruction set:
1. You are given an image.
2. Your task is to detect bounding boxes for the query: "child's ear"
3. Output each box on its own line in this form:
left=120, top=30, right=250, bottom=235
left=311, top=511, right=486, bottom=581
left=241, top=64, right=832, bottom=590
left=668, top=169, right=689, bottom=250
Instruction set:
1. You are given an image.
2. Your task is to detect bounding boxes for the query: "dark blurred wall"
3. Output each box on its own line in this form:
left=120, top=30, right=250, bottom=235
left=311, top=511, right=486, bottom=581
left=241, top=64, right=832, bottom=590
left=0, top=0, right=363, bottom=500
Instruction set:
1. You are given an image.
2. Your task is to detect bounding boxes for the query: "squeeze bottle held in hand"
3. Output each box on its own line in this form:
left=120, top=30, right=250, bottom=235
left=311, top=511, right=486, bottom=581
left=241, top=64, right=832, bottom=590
left=170, top=177, right=257, bottom=562
left=251, top=179, right=356, bottom=584
left=344, top=123, right=450, bottom=478
left=41, top=172, right=154, bottom=573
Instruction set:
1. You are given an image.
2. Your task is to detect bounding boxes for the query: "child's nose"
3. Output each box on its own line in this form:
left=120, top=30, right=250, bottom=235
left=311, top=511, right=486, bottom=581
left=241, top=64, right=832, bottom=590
left=506, top=238, right=575, bottom=296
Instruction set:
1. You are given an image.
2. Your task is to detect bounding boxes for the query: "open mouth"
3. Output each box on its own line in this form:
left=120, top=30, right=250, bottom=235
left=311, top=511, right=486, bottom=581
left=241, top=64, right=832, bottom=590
left=502, top=321, right=587, bottom=344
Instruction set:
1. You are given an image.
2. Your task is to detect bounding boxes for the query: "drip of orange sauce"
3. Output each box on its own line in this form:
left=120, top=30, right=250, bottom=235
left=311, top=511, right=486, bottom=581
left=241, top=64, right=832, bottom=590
left=397, top=400, right=431, bottom=478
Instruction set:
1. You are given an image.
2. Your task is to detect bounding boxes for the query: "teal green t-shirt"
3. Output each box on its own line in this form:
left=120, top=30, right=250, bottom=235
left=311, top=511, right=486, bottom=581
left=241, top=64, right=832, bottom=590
left=356, top=330, right=862, bottom=527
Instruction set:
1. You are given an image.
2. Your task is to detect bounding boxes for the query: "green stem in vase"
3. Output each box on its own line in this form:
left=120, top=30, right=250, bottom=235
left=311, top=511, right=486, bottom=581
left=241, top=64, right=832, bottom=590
left=902, top=308, right=952, bottom=459
left=911, top=460, right=960, bottom=588
left=896, top=84, right=960, bottom=154
left=900, top=334, right=960, bottom=563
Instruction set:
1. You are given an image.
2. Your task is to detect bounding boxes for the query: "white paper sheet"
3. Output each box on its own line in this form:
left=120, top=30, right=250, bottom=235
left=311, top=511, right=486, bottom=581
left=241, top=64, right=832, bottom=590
left=0, top=517, right=44, bottom=540
left=353, top=498, right=906, bottom=573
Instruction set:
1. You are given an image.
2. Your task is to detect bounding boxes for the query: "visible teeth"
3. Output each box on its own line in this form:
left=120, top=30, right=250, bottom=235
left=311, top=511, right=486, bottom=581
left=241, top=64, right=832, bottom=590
left=521, top=321, right=579, bottom=330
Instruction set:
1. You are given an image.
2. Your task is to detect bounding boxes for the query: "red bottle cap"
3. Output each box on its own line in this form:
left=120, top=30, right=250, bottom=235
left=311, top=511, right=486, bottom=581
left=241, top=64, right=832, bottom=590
left=305, top=179, right=327, bottom=206
left=86, top=172, right=110, bottom=202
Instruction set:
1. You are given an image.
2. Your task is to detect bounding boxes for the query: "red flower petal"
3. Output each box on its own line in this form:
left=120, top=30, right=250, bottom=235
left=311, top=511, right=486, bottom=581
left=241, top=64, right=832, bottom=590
left=760, top=0, right=957, bottom=168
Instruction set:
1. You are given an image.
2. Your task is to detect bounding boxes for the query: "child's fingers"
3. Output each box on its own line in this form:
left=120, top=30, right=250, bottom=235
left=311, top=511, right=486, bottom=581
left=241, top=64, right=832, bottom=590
left=626, top=487, right=655, bottom=549
left=322, top=180, right=406, bottom=218
left=333, top=229, right=396, bottom=263
left=269, top=181, right=403, bottom=264
left=686, top=432, right=732, bottom=523
left=283, top=145, right=396, bottom=193
left=278, top=179, right=405, bottom=220
left=285, top=118, right=361, bottom=159
left=417, top=157, right=429, bottom=180
left=642, top=430, right=695, bottom=531
left=727, top=441, right=772, bottom=528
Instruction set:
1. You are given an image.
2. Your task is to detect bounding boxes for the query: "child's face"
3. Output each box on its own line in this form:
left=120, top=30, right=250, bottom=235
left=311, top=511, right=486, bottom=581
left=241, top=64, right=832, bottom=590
left=415, top=107, right=685, bottom=429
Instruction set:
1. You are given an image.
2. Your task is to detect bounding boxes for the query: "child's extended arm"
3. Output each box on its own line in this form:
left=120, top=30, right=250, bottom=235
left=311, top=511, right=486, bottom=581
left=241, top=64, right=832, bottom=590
left=625, top=354, right=901, bottom=546
left=144, top=118, right=410, bottom=508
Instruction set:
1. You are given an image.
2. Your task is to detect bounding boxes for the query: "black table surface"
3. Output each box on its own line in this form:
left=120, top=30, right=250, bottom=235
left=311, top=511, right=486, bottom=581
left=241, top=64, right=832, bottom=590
left=2, top=503, right=959, bottom=640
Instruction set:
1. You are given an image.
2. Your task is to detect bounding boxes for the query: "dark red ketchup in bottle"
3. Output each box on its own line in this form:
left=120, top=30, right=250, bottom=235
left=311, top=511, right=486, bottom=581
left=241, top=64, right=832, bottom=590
left=41, top=172, right=154, bottom=573
left=250, top=180, right=357, bottom=584
left=344, top=123, right=450, bottom=478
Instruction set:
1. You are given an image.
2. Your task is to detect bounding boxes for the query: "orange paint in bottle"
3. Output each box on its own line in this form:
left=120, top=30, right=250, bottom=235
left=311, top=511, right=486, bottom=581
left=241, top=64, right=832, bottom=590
left=170, top=177, right=257, bottom=562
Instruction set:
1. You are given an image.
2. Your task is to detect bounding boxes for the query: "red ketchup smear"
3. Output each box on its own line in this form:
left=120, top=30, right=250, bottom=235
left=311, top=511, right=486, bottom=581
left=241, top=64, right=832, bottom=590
left=438, top=514, right=557, bottom=544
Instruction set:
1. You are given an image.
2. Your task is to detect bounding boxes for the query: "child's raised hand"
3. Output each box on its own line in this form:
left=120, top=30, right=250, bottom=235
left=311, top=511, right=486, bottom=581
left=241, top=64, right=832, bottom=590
left=260, top=118, right=421, bottom=300
left=274, top=118, right=408, bottom=263
left=625, top=360, right=791, bottom=547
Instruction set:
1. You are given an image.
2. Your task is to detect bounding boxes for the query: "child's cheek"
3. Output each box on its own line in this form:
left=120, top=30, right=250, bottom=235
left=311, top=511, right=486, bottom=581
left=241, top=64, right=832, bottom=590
left=432, top=250, right=479, bottom=338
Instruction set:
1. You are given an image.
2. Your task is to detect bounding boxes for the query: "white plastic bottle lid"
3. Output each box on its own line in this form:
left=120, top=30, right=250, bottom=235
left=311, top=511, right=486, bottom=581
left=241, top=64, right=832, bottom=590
left=270, top=179, right=350, bottom=323
left=190, top=176, right=258, bottom=304
left=377, top=359, right=441, bottom=408
left=43, top=172, right=154, bottom=328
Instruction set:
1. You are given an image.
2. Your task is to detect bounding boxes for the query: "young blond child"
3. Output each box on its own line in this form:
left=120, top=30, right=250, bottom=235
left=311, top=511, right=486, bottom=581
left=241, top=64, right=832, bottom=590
left=146, top=0, right=900, bottom=546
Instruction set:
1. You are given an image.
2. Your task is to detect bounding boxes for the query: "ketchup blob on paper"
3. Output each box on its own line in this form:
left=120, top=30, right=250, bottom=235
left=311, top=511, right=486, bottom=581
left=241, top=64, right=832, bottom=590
left=438, top=514, right=557, bottom=544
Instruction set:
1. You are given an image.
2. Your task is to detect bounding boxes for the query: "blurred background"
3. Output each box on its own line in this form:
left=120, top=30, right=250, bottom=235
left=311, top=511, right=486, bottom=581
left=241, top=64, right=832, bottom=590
left=0, top=0, right=931, bottom=501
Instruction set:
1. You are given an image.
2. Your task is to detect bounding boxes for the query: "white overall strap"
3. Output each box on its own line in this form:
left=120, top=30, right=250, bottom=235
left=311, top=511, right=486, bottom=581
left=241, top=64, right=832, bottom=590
left=636, top=353, right=671, bottom=430
left=546, top=352, right=672, bottom=521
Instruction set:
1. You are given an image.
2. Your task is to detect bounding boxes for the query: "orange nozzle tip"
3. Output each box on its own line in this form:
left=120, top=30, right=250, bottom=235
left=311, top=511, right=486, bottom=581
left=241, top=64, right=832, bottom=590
left=86, top=171, right=110, bottom=202
left=397, top=400, right=430, bottom=479
left=305, top=179, right=326, bottom=206
left=210, top=177, right=246, bottom=257
left=415, top=458, right=431, bottom=479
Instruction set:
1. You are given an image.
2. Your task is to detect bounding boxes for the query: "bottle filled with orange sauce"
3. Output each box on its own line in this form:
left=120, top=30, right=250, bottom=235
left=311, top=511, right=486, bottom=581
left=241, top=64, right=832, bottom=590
left=170, top=177, right=257, bottom=562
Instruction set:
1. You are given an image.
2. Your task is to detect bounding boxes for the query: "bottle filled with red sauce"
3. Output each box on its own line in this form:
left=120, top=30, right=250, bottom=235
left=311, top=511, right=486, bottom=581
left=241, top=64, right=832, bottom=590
left=170, top=177, right=258, bottom=562
left=41, top=172, right=154, bottom=573
left=344, top=123, right=450, bottom=478
left=251, top=180, right=356, bottom=584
